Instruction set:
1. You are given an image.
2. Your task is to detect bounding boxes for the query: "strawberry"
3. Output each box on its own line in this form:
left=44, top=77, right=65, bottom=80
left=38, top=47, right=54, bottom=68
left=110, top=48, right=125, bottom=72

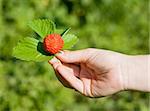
left=43, top=34, right=64, bottom=54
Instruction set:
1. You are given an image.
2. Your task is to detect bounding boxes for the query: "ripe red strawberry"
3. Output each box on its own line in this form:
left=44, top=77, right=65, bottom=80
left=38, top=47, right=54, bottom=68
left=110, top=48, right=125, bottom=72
left=43, top=34, right=64, bottom=54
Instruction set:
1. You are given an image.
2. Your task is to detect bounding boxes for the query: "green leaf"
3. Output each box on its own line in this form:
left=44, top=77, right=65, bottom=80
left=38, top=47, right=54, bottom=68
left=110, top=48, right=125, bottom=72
left=55, top=28, right=71, bottom=36
left=55, top=29, right=64, bottom=35
left=28, top=19, right=55, bottom=38
left=62, top=34, right=79, bottom=49
left=61, top=28, right=71, bottom=37
left=12, top=37, right=53, bottom=62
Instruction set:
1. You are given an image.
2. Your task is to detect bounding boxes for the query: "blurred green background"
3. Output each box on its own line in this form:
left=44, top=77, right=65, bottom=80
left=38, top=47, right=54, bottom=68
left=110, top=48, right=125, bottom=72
left=0, top=0, right=149, bottom=111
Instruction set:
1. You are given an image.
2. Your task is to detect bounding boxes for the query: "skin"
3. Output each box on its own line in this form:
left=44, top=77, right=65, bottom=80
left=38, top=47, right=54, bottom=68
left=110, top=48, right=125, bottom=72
left=49, top=48, right=149, bottom=98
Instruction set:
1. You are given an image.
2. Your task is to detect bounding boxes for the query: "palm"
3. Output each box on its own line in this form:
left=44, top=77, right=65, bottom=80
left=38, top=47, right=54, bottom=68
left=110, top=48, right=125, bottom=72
left=57, top=61, right=122, bottom=97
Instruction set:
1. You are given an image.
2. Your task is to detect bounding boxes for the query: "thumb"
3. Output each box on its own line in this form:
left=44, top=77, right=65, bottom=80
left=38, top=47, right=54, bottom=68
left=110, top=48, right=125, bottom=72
left=56, top=49, right=90, bottom=63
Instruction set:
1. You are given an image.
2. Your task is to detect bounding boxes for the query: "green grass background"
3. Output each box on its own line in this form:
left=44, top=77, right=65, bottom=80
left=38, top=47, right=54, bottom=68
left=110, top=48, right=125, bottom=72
left=0, top=0, right=149, bottom=111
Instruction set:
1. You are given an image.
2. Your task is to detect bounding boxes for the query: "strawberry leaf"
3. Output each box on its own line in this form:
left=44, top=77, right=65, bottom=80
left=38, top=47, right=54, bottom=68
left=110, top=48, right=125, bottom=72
left=61, top=28, right=71, bottom=37
left=13, top=37, right=53, bottom=62
left=55, top=29, right=64, bottom=35
left=28, top=19, right=55, bottom=38
left=62, top=34, right=79, bottom=49
left=13, top=19, right=79, bottom=62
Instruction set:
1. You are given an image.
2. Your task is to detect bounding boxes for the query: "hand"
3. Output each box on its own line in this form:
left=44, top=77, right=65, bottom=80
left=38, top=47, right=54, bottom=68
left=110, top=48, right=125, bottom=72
left=49, top=48, right=127, bottom=97
left=49, top=48, right=149, bottom=97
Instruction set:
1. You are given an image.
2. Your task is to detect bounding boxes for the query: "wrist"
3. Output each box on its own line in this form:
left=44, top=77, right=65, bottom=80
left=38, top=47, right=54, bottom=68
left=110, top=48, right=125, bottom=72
left=121, top=55, right=149, bottom=92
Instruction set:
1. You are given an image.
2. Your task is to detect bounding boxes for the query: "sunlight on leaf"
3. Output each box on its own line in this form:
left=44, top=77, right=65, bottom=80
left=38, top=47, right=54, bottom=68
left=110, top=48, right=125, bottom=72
left=28, top=19, right=56, bottom=38
left=13, top=37, right=53, bottom=62
left=62, top=34, right=79, bottom=49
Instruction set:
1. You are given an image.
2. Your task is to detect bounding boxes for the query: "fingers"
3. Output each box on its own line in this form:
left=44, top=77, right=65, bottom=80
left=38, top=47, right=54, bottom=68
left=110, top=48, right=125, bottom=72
left=63, top=63, right=80, bottom=78
left=56, top=49, right=90, bottom=63
left=49, top=57, right=83, bottom=93
left=49, top=57, right=61, bottom=69
left=56, top=64, right=83, bottom=93
left=49, top=57, right=72, bottom=88
left=80, top=64, right=93, bottom=97
left=55, top=70, right=73, bottom=88
left=49, top=57, right=80, bottom=78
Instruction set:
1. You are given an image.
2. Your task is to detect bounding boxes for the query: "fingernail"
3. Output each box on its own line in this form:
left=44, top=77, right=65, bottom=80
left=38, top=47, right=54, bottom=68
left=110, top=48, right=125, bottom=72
left=49, top=57, right=59, bottom=64
left=56, top=51, right=64, bottom=56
